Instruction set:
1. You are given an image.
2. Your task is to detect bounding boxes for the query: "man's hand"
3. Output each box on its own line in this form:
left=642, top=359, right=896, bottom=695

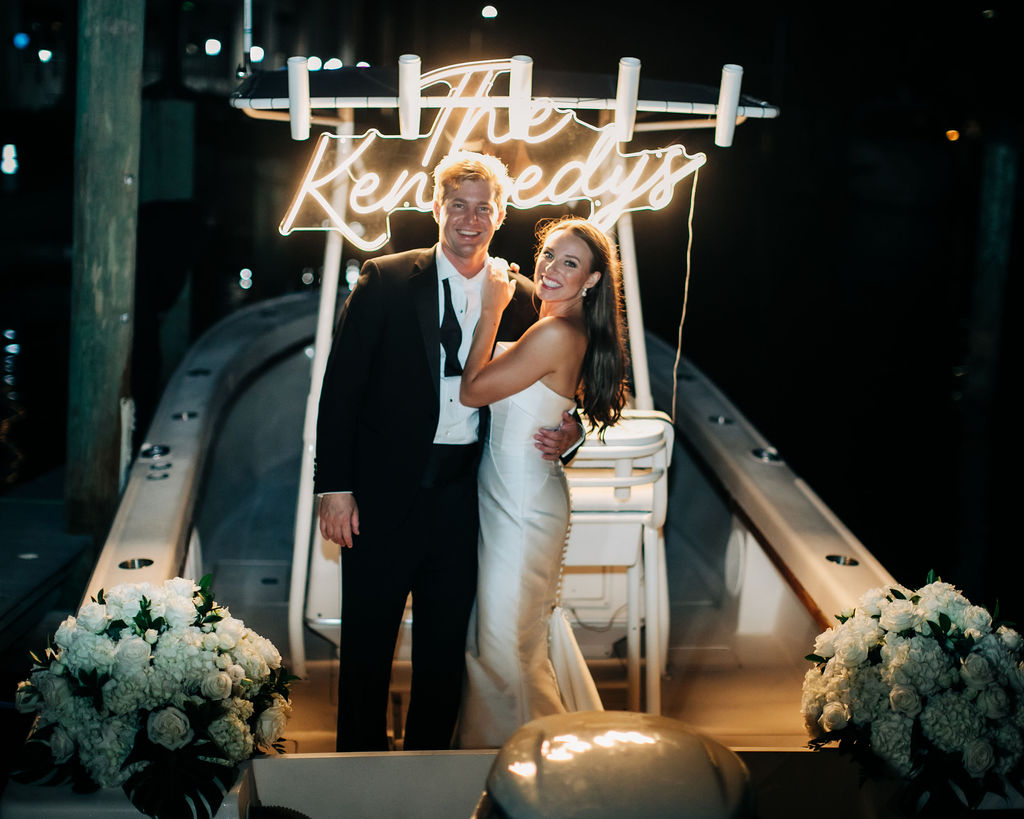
left=319, top=493, right=360, bottom=549
left=534, top=410, right=581, bottom=461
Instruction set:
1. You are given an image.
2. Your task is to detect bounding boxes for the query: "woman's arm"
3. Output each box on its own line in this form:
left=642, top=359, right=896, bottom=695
left=460, top=261, right=562, bottom=407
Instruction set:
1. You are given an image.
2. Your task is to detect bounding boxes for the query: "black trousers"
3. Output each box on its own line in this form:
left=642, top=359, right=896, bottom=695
left=337, top=456, right=479, bottom=751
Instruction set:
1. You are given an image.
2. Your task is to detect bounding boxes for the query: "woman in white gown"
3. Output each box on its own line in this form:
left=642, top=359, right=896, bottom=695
left=456, top=217, right=629, bottom=748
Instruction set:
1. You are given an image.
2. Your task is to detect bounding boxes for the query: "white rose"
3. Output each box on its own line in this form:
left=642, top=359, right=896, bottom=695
left=202, top=632, right=220, bottom=651
left=164, top=596, right=197, bottom=630
left=857, top=587, right=889, bottom=618
left=77, top=602, right=108, bottom=633
left=961, top=652, right=995, bottom=691
left=226, top=664, right=246, bottom=683
left=34, top=671, right=71, bottom=712
left=834, top=637, right=869, bottom=668
left=104, top=583, right=147, bottom=622
left=116, top=636, right=152, bottom=671
left=999, top=626, right=1023, bottom=653
left=215, top=617, right=244, bottom=650
left=54, top=616, right=77, bottom=649
left=144, top=628, right=159, bottom=644
left=48, top=726, right=75, bottom=764
left=961, top=605, right=993, bottom=634
left=162, top=577, right=198, bottom=600
left=200, top=671, right=233, bottom=701
left=977, top=686, right=1010, bottom=719
left=879, top=599, right=921, bottom=633
left=888, top=684, right=922, bottom=717
left=255, top=695, right=292, bottom=745
left=916, top=581, right=970, bottom=628
left=247, top=631, right=282, bottom=669
left=817, top=701, right=849, bottom=733
left=147, top=707, right=194, bottom=750
left=812, top=628, right=837, bottom=658
left=962, top=738, right=995, bottom=778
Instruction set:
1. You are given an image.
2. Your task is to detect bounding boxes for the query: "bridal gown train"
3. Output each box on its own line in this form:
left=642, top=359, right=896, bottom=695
left=458, top=347, right=603, bottom=749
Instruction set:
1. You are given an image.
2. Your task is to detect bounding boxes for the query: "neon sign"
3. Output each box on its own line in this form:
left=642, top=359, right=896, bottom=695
left=280, top=59, right=706, bottom=251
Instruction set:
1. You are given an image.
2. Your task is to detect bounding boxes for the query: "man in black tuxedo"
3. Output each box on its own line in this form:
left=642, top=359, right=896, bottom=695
left=315, top=151, right=579, bottom=751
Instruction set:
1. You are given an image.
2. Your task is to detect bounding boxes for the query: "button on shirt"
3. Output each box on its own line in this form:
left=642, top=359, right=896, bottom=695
left=435, top=248, right=486, bottom=444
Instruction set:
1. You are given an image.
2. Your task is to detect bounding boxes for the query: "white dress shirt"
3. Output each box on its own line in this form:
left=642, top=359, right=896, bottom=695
left=434, top=247, right=486, bottom=445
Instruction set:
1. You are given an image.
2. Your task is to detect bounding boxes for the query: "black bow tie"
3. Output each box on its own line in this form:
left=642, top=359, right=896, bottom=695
left=440, top=277, right=463, bottom=377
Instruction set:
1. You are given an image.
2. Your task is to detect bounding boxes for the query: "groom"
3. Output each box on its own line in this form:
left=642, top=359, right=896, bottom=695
left=315, top=151, right=580, bottom=752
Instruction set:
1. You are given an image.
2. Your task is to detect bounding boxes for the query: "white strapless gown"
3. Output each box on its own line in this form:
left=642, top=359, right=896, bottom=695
left=458, top=349, right=603, bottom=749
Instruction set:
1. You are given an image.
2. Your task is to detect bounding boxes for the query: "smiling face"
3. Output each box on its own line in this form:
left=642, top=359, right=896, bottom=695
left=534, top=229, right=602, bottom=307
left=433, top=177, right=505, bottom=276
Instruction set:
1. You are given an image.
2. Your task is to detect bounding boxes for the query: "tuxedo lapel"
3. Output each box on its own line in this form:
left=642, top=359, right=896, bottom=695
left=412, top=246, right=441, bottom=400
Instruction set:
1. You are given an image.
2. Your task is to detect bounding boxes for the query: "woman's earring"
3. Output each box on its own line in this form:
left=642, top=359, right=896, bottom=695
left=581, top=287, right=588, bottom=298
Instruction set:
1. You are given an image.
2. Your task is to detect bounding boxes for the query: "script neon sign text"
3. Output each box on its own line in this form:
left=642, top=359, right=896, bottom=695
left=280, top=59, right=706, bottom=251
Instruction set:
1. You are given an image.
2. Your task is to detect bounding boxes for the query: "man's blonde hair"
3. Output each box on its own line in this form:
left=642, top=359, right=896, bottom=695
left=432, top=151, right=512, bottom=213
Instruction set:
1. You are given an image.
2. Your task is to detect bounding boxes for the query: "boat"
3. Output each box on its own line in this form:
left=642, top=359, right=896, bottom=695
left=3, top=52, right=1019, bottom=818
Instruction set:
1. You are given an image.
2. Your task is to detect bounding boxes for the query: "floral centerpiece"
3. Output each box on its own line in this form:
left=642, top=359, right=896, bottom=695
left=13, top=575, right=295, bottom=819
left=802, top=571, right=1024, bottom=812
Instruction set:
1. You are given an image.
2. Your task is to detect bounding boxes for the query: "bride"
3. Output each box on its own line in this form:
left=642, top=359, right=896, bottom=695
left=456, top=216, right=629, bottom=748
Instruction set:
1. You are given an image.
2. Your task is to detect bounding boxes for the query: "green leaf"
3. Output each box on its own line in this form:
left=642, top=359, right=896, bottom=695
left=954, top=633, right=975, bottom=658
left=10, top=730, right=98, bottom=793
left=805, top=653, right=826, bottom=663
left=104, top=619, right=129, bottom=641
left=891, top=588, right=907, bottom=600
left=96, top=588, right=106, bottom=605
left=10, top=730, right=61, bottom=785
left=122, top=736, right=237, bottom=819
left=266, top=667, right=299, bottom=698
left=70, top=668, right=112, bottom=712
left=925, top=568, right=937, bottom=585
left=938, top=612, right=951, bottom=634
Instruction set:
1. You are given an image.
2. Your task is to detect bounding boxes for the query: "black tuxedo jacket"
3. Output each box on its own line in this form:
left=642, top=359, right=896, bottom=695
left=313, top=245, right=540, bottom=530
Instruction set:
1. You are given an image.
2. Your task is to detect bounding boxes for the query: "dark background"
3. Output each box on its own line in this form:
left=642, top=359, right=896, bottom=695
left=1, top=2, right=1020, bottom=612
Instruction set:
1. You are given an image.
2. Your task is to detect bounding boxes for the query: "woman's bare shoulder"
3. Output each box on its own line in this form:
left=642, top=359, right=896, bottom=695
left=525, top=314, right=586, bottom=343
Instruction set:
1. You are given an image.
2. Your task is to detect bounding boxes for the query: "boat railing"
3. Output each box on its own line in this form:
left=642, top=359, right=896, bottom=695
left=80, top=294, right=318, bottom=605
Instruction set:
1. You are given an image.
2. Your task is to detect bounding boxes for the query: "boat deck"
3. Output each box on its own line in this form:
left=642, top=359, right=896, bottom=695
left=208, top=558, right=813, bottom=754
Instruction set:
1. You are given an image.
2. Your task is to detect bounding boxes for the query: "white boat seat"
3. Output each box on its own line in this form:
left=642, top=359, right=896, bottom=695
left=568, top=471, right=658, bottom=513
left=563, top=410, right=673, bottom=715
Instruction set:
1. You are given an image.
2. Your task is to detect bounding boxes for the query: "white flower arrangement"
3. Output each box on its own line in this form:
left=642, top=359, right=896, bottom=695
left=802, top=571, right=1024, bottom=812
left=12, top=575, right=295, bottom=819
